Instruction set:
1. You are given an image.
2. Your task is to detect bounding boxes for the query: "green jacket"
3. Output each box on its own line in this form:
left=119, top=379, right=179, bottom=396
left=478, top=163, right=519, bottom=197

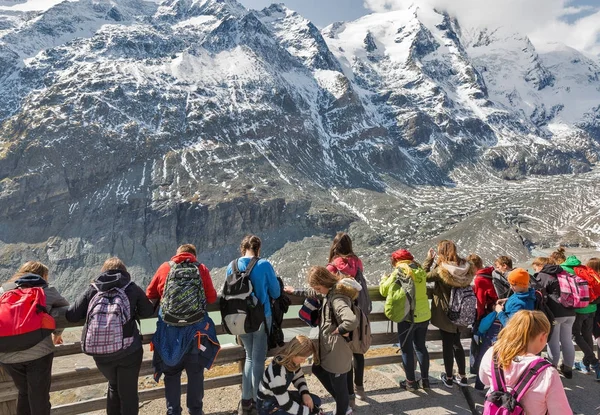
left=561, top=256, right=597, bottom=314
left=379, top=260, right=430, bottom=324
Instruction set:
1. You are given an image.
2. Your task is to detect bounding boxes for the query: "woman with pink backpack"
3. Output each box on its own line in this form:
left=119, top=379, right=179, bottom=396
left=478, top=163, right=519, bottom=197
left=479, top=310, right=571, bottom=415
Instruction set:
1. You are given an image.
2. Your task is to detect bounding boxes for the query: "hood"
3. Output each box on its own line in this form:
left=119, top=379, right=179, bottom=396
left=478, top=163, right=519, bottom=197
left=562, top=255, right=581, bottom=268
left=438, top=261, right=475, bottom=287
left=93, top=270, right=132, bottom=292
left=330, top=277, right=360, bottom=301
left=171, top=252, right=198, bottom=264
left=328, top=256, right=362, bottom=278
left=14, top=273, right=48, bottom=288
left=514, top=288, right=537, bottom=301
left=476, top=266, right=495, bottom=278
left=541, top=264, right=563, bottom=275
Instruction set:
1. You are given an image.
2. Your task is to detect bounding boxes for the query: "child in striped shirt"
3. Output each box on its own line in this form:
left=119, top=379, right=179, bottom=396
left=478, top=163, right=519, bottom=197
left=257, top=335, right=323, bottom=415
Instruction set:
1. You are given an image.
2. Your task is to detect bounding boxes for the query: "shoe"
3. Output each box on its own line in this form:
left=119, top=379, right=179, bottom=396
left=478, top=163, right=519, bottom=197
left=558, top=364, right=573, bottom=379
left=354, top=385, right=366, bottom=400
left=440, top=373, right=453, bottom=388
left=453, top=375, right=468, bottom=387
left=238, top=400, right=252, bottom=415
left=349, top=395, right=356, bottom=410
left=421, top=378, right=430, bottom=390
left=400, top=379, right=419, bottom=391
left=574, top=361, right=590, bottom=374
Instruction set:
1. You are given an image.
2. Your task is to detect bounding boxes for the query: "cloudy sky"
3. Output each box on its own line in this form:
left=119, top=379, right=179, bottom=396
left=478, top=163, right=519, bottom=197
left=238, top=0, right=600, bottom=55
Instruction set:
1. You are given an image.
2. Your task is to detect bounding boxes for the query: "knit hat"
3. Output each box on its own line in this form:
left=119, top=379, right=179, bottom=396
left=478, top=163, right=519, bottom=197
left=508, top=268, right=530, bottom=288
left=391, top=249, right=414, bottom=262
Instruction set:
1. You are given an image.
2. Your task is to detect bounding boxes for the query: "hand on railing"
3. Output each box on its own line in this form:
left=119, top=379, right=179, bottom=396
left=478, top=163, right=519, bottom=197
left=283, top=285, right=295, bottom=294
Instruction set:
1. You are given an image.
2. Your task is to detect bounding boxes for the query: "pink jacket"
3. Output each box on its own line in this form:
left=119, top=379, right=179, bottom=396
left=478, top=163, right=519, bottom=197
left=327, top=256, right=363, bottom=278
left=479, top=348, right=572, bottom=415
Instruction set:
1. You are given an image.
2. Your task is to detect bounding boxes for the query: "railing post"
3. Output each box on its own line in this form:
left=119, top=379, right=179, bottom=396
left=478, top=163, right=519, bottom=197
left=0, top=365, right=17, bottom=415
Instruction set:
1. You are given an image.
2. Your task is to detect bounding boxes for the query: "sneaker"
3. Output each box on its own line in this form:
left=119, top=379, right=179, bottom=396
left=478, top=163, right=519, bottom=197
left=592, top=362, right=600, bottom=381
left=574, top=361, right=590, bottom=374
left=440, top=373, right=453, bottom=388
left=238, top=400, right=253, bottom=415
left=346, top=408, right=353, bottom=415
left=354, top=385, right=366, bottom=401
left=453, top=375, right=468, bottom=387
left=400, top=379, right=419, bottom=391
left=349, top=395, right=356, bottom=410
left=421, top=378, right=430, bottom=390
left=559, top=364, right=573, bottom=379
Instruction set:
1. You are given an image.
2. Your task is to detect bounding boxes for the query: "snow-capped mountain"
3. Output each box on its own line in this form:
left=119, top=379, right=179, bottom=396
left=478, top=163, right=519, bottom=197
left=0, top=0, right=599, bottom=298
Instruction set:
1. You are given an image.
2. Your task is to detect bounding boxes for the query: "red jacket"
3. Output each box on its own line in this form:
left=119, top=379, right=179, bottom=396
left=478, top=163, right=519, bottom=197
left=146, top=252, right=217, bottom=304
left=327, top=256, right=363, bottom=278
left=474, top=266, right=498, bottom=320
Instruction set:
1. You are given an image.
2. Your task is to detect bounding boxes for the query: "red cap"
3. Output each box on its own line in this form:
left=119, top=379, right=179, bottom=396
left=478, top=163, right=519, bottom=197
left=391, top=249, right=414, bottom=262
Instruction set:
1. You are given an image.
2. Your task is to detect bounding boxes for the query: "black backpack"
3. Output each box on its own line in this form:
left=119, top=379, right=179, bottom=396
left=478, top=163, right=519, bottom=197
left=354, top=267, right=372, bottom=315
left=161, top=261, right=206, bottom=326
left=220, top=257, right=264, bottom=335
left=268, top=277, right=291, bottom=350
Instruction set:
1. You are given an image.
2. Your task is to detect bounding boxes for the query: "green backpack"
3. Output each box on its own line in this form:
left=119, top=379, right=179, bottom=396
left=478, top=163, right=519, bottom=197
left=380, top=262, right=421, bottom=323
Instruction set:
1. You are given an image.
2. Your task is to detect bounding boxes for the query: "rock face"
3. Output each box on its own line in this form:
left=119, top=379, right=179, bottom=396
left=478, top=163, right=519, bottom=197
left=0, top=0, right=599, bottom=299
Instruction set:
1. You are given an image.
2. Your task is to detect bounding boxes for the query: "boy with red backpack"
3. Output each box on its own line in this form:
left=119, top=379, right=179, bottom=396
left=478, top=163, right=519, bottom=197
left=0, top=261, right=69, bottom=415
left=66, top=257, right=154, bottom=415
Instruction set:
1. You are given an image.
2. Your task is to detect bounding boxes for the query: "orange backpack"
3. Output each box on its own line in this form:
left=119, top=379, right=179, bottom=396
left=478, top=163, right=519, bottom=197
left=573, top=265, right=600, bottom=304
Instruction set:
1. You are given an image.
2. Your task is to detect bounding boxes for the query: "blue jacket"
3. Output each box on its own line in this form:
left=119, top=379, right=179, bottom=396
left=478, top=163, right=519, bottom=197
left=226, top=257, right=280, bottom=317
left=496, top=288, right=536, bottom=326
left=152, top=314, right=221, bottom=381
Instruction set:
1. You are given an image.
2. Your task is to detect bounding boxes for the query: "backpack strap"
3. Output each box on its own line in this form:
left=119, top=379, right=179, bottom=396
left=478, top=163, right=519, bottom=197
left=511, top=358, right=552, bottom=401
left=232, top=257, right=260, bottom=278
left=490, top=354, right=507, bottom=393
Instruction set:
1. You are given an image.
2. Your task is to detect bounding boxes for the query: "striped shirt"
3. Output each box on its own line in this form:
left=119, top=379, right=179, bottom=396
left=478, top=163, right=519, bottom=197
left=258, top=358, right=310, bottom=415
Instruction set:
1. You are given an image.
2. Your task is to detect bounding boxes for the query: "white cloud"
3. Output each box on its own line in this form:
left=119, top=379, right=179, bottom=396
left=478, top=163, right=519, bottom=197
left=363, top=0, right=600, bottom=56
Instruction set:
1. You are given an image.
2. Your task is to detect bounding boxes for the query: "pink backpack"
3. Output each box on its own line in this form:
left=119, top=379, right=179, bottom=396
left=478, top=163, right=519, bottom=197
left=484, top=357, right=552, bottom=415
left=556, top=270, right=589, bottom=309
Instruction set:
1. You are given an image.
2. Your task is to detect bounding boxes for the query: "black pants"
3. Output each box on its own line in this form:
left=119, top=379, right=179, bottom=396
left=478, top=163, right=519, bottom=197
left=95, top=347, right=144, bottom=415
left=346, top=353, right=364, bottom=396
left=572, top=312, right=599, bottom=366
left=398, top=321, right=430, bottom=382
left=312, top=364, right=348, bottom=415
left=440, top=329, right=466, bottom=377
left=2, top=352, right=53, bottom=415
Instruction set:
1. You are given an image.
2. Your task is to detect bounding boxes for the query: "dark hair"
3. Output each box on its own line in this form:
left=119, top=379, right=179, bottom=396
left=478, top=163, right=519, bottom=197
left=586, top=257, right=600, bottom=274
left=328, top=232, right=355, bottom=263
left=101, top=257, right=127, bottom=272
left=9, top=261, right=49, bottom=283
left=494, top=255, right=513, bottom=269
left=467, top=254, right=483, bottom=270
left=240, top=235, right=261, bottom=255
left=177, top=244, right=197, bottom=256
left=550, top=247, right=566, bottom=265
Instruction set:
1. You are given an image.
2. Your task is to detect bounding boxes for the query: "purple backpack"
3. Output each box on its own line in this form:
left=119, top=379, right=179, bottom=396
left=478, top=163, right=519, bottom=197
left=82, top=282, right=134, bottom=356
left=483, top=356, right=552, bottom=415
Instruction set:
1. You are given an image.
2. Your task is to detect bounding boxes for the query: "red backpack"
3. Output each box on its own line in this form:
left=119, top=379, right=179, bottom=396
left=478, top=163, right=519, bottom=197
left=573, top=265, right=600, bottom=304
left=0, top=287, right=56, bottom=352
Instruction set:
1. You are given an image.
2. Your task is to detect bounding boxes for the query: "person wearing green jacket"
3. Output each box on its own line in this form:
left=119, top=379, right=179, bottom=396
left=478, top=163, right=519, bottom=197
left=379, top=249, right=431, bottom=391
left=560, top=255, right=600, bottom=379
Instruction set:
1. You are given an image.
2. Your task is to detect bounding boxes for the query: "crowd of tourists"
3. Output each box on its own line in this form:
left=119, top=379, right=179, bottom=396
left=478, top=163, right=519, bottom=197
left=1, top=233, right=598, bottom=415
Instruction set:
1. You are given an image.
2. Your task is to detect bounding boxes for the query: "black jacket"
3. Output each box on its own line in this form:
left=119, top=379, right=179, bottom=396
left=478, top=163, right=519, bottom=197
left=533, top=264, right=576, bottom=318
left=66, top=270, right=154, bottom=362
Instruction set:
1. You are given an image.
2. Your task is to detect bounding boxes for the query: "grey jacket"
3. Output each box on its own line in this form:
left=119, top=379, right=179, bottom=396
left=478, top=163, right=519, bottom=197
left=318, top=280, right=359, bottom=374
left=0, top=282, right=69, bottom=364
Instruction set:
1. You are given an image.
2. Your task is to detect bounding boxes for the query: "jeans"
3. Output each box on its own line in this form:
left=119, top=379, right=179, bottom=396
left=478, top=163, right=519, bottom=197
left=239, top=316, right=272, bottom=401
left=440, top=329, right=466, bottom=377
left=572, top=312, right=598, bottom=366
left=95, top=347, right=144, bottom=415
left=2, top=352, right=53, bottom=415
left=547, top=315, right=576, bottom=368
left=398, top=320, right=430, bottom=382
left=257, top=392, right=322, bottom=415
left=312, top=364, right=349, bottom=415
left=163, top=352, right=205, bottom=415
left=346, top=353, right=364, bottom=396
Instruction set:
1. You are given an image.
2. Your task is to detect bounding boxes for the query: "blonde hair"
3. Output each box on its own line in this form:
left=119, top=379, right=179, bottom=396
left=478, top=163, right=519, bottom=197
left=586, top=257, right=600, bottom=274
left=9, top=261, right=49, bottom=283
left=550, top=247, right=566, bottom=265
left=437, top=240, right=461, bottom=264
left=307, top=266, right=339, bottom=289
left=493, top=310, right=550, bottom=370
left=277, top=335, right=318, bottom=370
left=467, top=254, right=483, bottom=270
left=101, top=257, right=127, bottom=272
left=532, top=257, right=551, bottom=267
